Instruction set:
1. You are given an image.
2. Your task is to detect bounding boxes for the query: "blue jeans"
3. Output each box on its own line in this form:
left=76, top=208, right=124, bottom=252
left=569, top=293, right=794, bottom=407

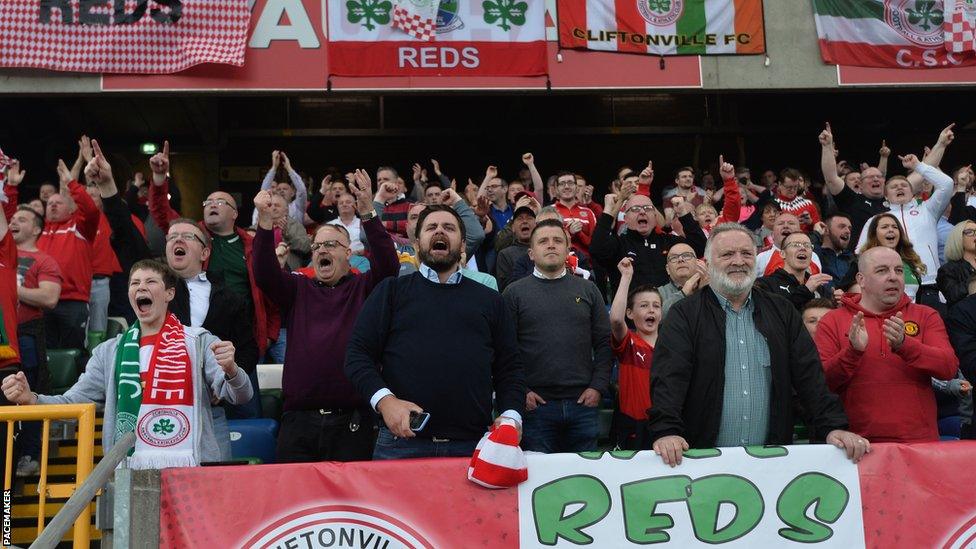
left=265, top=329, right=286, bottom=364
left=522, top=398, right=599, bottom=454
left=372, top=427, right=477, bottom=460
left=16, top=334, right=41, bottom=459
left=87, top=277, right=110, bottom=333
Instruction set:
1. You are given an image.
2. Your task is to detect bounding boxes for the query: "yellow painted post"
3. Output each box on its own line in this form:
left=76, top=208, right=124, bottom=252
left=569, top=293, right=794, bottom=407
left=4, top=420, right=13, bottom=493
left=71, top=404, right=95, bottom=549
left=36, top=419, right=51, bottom=537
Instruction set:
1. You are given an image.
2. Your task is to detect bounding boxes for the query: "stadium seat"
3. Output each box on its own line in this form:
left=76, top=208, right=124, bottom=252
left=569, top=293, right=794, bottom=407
left=105, top=317, right=128, bottom=340
left=86, top=331, right=106, bottom=352
left=260, top=389, right=283, bottom=423
left=938, top=416, right=962, bottom=439
left=47, top=349, right=81, bottom=395
left=227, top=419, right=279, bottom=464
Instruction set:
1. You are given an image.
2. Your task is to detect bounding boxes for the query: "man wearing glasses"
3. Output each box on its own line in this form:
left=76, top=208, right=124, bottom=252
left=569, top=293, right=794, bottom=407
left=252, top=170, right=399, bottom=463
left=756, top=232, right=833, bottom=310
left=148, top=141, right=279, bottom=363
left=590, top=162, right=707, bottom=295
left=553, top=171, right=597, bottom=261
left=657, top=243, right=708, bottom=319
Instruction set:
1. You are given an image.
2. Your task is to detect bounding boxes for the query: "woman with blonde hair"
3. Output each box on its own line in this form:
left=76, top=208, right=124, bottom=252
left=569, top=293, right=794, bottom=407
left=857, top=213, right=926, bottom=299
left=937, top=220, right=976, bottom=308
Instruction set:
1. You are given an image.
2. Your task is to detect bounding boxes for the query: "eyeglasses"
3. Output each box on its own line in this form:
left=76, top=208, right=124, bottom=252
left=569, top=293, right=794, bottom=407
left=784, top=242, right=814, bottom=251
left=311, top=240, right=348, bottom=252
left=964, top=229, right=976, bottom=237
left=166, top=232, right=205, bottom=246
left=626, top=205, right=655, bottom=214
left=202, top=199, right=236, bottom=210
left=667, top=252, right=696, bottom=264
left=556, top=181, right=578, bottom=188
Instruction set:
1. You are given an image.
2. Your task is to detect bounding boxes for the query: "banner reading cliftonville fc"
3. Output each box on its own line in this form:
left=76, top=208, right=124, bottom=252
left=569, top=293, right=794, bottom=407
left=159, top=443, right=976, bottom=548
left=556, top=0, right=766, bottom=56
left=0, top=0, right=250, bottom=73
left=813, top=0, right=976, bottom=68
left=326, top=0, right=547, bottom=76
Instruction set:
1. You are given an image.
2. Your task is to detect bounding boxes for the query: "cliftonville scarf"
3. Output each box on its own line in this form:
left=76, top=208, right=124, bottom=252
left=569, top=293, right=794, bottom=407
left=114, top=312, right=196, bottom=469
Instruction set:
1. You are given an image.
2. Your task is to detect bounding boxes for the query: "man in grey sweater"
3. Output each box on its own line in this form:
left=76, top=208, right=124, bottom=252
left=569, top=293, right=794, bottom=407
left=503, top=219, right=612, bottom=453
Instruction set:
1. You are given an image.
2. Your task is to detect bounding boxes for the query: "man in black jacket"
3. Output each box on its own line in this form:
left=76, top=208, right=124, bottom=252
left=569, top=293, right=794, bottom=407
left=649, top=223, right=867, bottom=466
left=755, top=232, right=832, bottom=310
left=590, top=168, right=706, bottom=294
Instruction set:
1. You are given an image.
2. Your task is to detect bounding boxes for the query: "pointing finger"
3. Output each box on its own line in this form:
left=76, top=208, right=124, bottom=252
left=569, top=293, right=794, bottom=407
left=92, top=139, right=104, bottom=159
left=162, top=140, right=170, bottom=157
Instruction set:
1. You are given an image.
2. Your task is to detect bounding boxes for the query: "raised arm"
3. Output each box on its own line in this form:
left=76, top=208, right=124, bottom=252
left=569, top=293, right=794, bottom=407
left=148, top=140, right=180, bottom=233
left=909, top=123, right=954, bottom=194
left=2, top=159, right=24, bottom=221
left=251, top=190, right=298, bottom=311
left=815, top=312, right=864, bottom=392
left=718, top=156, right=741, bottom=223
left=85, top=139, right=151, bottom=263
left=522, top=153, right=545, bottom=197
left=878, top=139, right=891, bottom=178
left=820, top=123, right=845, bottom=196
left=609, top=257, right=633, bottom=344
left=446, top=188, right=485, bottom=258
left=281, top=152, right=308, bottom=217
left=348, top=169, right=398, bottom=287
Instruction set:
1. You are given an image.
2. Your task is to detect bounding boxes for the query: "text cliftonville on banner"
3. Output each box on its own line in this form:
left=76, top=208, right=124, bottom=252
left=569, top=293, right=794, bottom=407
left=326, top=0, right=548, bottom=76
left=556, top=0, right=766, bottom=56
left=0, top=0, right=250, bottom=74
left=813, top=0, right=976, bottom=68
left=159, top=443, right=976, bottom=548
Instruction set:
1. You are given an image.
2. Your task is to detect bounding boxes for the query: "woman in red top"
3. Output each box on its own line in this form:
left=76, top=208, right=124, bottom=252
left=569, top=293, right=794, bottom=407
left=609, top=257, right=661, bottom=450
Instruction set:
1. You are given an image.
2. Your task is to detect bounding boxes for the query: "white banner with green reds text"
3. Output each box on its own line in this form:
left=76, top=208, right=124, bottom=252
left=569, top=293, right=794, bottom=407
left=518, top=445, right=865, bottom=548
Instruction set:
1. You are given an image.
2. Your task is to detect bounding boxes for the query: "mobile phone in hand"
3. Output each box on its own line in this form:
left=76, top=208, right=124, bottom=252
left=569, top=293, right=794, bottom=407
left=409, top=411, right=430, bottom=432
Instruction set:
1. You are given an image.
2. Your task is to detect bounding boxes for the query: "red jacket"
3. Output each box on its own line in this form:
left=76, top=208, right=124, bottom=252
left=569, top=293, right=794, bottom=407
left=37, top=181, right=100, bottom=302
left=148, top=179, right=279, bottom=355
left=554, top=201, right=597, bottom=257
left=90, top=212, right=122, bottom=277
left=814, top=293, right=958, bottom=443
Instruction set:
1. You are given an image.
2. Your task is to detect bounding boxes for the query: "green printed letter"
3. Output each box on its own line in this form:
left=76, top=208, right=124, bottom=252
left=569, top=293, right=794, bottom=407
left=533, top=475, right=611, bottom=545
left=687, top=475, right=763, bottom=543
left=620, top=476, right=691, bottom=543
left=777, top=472, right=850, bottom=543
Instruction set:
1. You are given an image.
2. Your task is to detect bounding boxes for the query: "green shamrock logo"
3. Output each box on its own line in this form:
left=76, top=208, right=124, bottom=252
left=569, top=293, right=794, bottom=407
left=153, top=418, right=175, bottom=435
left=483, top=0, right=527, bottom=31
left=646, top=0, right=671, bottom=13
left=347, top=0, right=393, bottom=31
left=907, top=0, right=944, bottom=31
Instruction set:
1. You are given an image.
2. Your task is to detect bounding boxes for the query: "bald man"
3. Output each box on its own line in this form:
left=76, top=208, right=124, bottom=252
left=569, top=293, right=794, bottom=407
left=815, top=247, right=958, bottom=443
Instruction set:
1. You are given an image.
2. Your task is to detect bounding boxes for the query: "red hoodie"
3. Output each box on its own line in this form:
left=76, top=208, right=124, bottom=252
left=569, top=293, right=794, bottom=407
left=814, top=293, right=958, bottom=443
left=37, top=181, right=100, bottom=302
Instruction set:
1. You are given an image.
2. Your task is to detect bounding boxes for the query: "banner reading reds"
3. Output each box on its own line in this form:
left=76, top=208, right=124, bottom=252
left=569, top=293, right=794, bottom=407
left=0, top=0, right=250, bottom=74
left=325, top=0, right=548, bottom=76
left=159, top=442, right=976, bottom=548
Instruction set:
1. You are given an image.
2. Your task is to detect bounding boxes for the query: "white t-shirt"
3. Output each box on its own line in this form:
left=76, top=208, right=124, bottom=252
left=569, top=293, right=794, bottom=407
left=327, top=217, right=364, bottom=253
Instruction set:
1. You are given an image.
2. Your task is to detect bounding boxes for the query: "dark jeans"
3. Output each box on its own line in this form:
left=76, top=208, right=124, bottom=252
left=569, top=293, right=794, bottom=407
left=275, top=409, right=376, bottom=463
left=224, top=367, right=262, bottom=420
left=522, top=398, right=599, bottom=454
left=16, top=334, right=41, bottom=459
left=372, top=426, right=477, bottom=460
left=44, top=300, right=88, bottom=351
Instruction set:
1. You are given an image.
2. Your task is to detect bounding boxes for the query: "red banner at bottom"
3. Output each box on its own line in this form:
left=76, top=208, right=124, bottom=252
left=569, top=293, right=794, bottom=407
left=159, top=442, right=976, bottom=548
left=326, top=41, right=548, bottom=77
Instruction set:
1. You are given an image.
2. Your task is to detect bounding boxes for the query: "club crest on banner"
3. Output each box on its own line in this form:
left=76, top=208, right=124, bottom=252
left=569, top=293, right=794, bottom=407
left=885, top=0, right=946, bottom=46
left=436, top=0, right=464, bottom=34
left=637, top=0, right=685, bottom=27
left=243, top=505, right=435, bottom=549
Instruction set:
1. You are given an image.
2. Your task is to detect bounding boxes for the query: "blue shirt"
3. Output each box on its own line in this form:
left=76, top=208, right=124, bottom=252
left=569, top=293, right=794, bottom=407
left=489, top=204, right=513, bottom=235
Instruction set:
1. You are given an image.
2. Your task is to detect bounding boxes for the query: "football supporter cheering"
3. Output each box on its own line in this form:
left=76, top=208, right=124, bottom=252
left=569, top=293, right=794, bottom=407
left=252, top=150, right=308, bottom=226
left=345, top=205, right=526, bottom=460
left=609, top=257, right=661, bottom=450
left=1, top=259, right=253, bottom=469
left=756, top=232, right=832, bottom=310
left=772, top=168, right=820, bottom=233
left=657, top=243, right=707, bottom=319
left=254, top=170, right=399, bottom=463
left=756, top=212, right=823, bottom=276
left=815, top=247, right=958, bottom=443
left=375, top=166, right=413, bottom=240
left=552, top=171, right=597, bottom=259
left=812, top=213, right=855, bottom=288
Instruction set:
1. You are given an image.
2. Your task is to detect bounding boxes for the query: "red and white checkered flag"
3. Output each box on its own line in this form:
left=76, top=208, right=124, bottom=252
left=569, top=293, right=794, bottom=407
left=945, top=0, right=976, bottom=53
left=0, top=0, right=250, bottom=74
left=392, top=0, right=438, bottom=41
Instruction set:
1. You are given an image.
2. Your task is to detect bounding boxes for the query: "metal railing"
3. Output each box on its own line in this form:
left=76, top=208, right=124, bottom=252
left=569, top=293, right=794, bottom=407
left=0, top=404, right=96, bottom=548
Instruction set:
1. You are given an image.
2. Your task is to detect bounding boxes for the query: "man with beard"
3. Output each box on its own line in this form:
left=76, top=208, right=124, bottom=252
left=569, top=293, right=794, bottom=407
left=503, top=219, right=611, bottom=453
left=345, top=205, right=526, bottom=460
left=253, top=170, right=399, bottom=463
left=817, top=247, right=958, bottom=443
left=813, top=213, right=854, bottom=288
left=649, top=223, right=865, bottom=466
left=756, top=212, right=823, bottom=277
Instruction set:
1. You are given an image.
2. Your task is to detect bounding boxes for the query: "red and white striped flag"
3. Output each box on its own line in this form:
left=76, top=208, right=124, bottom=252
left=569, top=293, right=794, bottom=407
left=0, top=0, right=250, bottom=74
left=392, top=0, right=439, bottom=41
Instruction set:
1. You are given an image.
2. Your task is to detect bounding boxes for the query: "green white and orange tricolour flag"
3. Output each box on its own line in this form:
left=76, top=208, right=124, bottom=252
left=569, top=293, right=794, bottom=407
left=557, top=0, right=766, bottom=56
left=813, top=0, right=976, bottom=68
